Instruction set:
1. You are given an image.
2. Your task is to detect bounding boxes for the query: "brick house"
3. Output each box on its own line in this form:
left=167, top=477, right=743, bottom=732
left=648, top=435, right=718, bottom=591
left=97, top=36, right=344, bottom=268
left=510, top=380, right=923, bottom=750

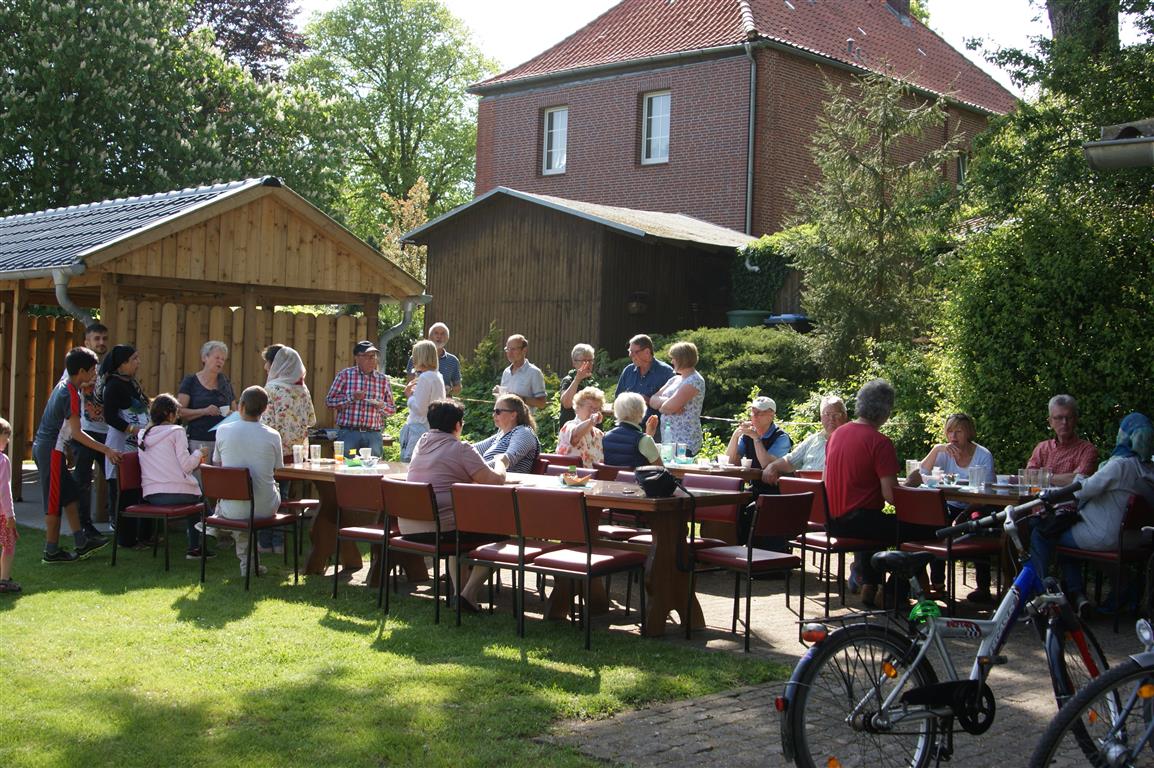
left=470, top=0, right=1017, bottom=239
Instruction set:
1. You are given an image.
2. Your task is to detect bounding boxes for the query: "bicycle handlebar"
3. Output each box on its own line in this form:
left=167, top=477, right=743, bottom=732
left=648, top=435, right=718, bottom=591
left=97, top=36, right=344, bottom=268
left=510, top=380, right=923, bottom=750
left=934, top=481, right=1082, bottom=538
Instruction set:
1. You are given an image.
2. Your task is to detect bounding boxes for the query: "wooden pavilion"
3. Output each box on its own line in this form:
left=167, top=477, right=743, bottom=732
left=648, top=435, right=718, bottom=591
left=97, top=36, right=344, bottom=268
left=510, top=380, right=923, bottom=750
left=0, top=176, right=425, bottom=498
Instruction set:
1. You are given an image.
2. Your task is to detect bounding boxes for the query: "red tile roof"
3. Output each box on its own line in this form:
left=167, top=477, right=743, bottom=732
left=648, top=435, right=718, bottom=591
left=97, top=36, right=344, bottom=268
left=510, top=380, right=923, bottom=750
left=474, top=0, right=1016, bottom=115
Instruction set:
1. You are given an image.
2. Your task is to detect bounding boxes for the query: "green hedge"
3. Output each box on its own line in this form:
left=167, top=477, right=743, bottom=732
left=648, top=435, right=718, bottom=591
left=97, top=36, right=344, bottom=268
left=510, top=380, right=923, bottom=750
left=732, top=233, right=792, bottom=311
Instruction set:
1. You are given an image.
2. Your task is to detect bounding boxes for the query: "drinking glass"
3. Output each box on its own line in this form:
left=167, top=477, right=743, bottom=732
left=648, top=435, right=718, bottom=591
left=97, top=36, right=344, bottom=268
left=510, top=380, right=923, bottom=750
left=309, top=444, right=321, bottom=462
left=675, top=443, right=688, bottom=463
left=292, top=444, right=304, bottom=464
left=659, top=442, right=674, bottom=463
left=905, top=459, right=922, bottom=477
left=1018, top=468, right=1030, bottom=493
left=333, top=440, right=345, bottom=459
left=360, top=447, right=373, bottom=460
left=967, top=465, right=987, bottom=489
left=717, top=454, right=730, bottom=467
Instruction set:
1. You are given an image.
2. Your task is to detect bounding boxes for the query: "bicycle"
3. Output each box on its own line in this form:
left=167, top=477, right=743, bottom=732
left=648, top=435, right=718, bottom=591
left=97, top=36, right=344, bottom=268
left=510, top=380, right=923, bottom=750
left=1028, top=526, right=1154, bottom=767
left=778, top=482, right=1109, bottom=768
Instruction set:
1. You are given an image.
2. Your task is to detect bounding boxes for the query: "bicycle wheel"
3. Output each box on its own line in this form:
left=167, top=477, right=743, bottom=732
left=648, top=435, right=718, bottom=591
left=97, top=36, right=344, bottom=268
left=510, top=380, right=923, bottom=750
left=788, top=623, right=939, bottom=768
left=1029, top=657, right=1154, bottom=768
left=1048, top=614, right=1110, bottom=707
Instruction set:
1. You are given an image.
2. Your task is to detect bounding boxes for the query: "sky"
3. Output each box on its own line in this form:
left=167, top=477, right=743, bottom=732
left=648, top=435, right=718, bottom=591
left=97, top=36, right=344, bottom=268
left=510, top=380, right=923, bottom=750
left=292, top=0, right=1074, bottom=97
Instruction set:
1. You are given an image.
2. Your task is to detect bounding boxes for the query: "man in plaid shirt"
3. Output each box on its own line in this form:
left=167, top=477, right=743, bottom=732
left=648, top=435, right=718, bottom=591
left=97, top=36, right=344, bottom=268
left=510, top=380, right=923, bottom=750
left=325, top=340, right=395, bottom=456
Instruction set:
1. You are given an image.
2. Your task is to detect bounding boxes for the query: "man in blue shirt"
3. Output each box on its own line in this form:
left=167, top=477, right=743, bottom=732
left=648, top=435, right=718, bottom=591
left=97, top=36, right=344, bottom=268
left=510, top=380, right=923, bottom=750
left=405, top=322, right=462, bottom=396
left=726, top=395, right=793, bottom=550
left=616, top=334, right=673, bottom=422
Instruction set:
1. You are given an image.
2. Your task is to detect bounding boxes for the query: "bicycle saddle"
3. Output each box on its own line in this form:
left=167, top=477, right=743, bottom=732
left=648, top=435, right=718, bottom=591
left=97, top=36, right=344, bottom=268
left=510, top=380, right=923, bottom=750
left=871, top=550, right=935, bottom=576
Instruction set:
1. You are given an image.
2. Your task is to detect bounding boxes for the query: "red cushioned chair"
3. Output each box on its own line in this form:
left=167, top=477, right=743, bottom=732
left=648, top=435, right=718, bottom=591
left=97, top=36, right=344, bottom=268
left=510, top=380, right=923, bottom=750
left=593, top=462, right=634, bottom=481
left=1057, top=493, right=1154, bottom=633
left=780, top=476, right=890, bottom=617
left=691, top=491, right=813, bottom=651
left=380, top=478, right=453, bottom=623
left=895, top=485, right=1003, bottom=615
left=199, top=465, right=302, bottom=590
left=515, top=486, right=646, bottom=649
left=332, top=473, right=388, bottom=604
left=450, top=483, right=562, bottom=634
left=538, top=452, right=572, bottom=469
left=111, top=452, right=204, bottom=572
left=544, top=465, right=644, bottom=541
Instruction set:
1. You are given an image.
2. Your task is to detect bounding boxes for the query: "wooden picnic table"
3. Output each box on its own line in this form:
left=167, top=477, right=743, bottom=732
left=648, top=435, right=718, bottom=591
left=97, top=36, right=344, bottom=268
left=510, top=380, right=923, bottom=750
left=277, top=463, right=750, bottom=637
left=665, top=462, right=763, bottom=483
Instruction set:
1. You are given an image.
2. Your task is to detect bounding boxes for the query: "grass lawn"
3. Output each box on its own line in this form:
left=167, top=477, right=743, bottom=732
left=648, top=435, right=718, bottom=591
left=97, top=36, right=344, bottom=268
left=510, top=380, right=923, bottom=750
left=0, top=526, right=785, bottom=768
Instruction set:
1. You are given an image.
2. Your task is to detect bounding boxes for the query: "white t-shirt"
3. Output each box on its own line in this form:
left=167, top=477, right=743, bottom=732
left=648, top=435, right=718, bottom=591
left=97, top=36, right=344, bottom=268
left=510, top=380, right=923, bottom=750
left=501, top=361, right=546, bottom=402
left=213, top=419, right=284, bottom=520
left=405, top=369, right=446, bottom=428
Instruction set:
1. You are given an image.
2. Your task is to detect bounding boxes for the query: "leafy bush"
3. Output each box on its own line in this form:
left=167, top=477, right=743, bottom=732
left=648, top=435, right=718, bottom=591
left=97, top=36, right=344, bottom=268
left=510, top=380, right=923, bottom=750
left=651, top=326, right=821, bottom=446
left=939, top=203, right=1154, bottom=469
left=732, top=233, right=791, bottom=310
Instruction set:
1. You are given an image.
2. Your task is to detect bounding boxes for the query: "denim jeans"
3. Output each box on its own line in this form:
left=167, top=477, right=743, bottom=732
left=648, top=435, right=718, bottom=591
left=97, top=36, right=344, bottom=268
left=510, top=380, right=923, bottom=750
left=145, top=493, right=202, bottom=549
left=71, top=430, right=107, bottom=529
left=337, top=428, right=383, bottom=456
left=1029, top=525, right=1083, bottom=596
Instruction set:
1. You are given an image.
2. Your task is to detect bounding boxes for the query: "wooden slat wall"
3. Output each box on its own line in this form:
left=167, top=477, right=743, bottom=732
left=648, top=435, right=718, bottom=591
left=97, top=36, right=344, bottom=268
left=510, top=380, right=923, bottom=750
left=112, top=197, right=403, bottom=297
left=6, top=306, right=370, bottom=460
left=424, top=196, right=603, bottom=374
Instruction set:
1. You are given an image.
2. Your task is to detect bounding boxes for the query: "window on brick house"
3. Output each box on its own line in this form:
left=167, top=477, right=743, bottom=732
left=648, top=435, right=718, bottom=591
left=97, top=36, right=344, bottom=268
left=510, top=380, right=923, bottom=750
left=642, top=91, right=670, bottom=164
left=543, top=106, right=568, bottom=174
left=956, top=154, right=969, bottom=188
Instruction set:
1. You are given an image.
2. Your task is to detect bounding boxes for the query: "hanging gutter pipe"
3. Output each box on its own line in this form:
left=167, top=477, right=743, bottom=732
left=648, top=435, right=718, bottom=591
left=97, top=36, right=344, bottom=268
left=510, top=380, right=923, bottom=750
left=743, top=41, right=760, bottom=271
left=378, top=293, right=432, bottom=369
left=53, top=267, right=93, bottom=326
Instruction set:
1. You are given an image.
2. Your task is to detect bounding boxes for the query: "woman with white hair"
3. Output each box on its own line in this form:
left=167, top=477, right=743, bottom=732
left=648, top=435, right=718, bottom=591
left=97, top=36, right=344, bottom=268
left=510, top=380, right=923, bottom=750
left=602, top=392, right=662, bottom=468
left=177, top=340, right=236, bottom=459
left=558, top=343, right=599, bottom=425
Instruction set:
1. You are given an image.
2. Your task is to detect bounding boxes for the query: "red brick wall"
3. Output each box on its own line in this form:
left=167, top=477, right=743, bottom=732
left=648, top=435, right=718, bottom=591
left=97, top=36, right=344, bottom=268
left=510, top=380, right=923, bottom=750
left=474, top=55, right=752, bottom=232
left=475, top=49, right=991, bottom=238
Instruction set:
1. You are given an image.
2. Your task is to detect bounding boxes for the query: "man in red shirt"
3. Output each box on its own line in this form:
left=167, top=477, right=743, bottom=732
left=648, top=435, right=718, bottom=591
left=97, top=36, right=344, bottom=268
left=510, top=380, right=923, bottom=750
left=1028, top=394, right=1099, bottom=484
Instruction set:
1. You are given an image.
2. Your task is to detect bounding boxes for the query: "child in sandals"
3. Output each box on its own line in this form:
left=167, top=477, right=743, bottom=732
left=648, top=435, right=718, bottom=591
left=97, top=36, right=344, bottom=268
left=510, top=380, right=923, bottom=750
left=0, top=417, right=21, bottom=594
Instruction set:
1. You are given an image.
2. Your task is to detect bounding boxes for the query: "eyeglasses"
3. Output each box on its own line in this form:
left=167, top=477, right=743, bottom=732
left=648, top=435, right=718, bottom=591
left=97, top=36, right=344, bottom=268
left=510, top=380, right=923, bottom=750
left=493, top=408, right=515, bottom=414
left=503, top=346, right=524, bottom=352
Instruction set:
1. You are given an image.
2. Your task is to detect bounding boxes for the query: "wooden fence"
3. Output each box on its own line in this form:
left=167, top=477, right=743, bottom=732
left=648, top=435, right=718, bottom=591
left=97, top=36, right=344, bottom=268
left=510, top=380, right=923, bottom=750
left=10, top=304, right=375, bottom=461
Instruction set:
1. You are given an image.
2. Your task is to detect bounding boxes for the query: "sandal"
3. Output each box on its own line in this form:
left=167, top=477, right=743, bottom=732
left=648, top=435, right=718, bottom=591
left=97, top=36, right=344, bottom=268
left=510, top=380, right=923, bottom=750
left=0, top=579, right=22, bottom=594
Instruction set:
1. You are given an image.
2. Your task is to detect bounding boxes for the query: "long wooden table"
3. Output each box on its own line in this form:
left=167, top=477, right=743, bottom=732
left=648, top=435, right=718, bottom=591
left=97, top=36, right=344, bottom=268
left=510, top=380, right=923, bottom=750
left=276, top=462, right=427, bottom=582
left=277, top=462, right=750, bottom=637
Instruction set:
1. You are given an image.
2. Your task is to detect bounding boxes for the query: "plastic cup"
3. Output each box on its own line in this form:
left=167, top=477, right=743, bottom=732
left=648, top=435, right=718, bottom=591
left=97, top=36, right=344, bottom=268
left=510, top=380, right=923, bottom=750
left=292, top=444, right=304, bottom=464
left=310, top=445, right=321, bottom=462
left=219, top=405, right=231, bottom=417
left=333, top=440, right=344, bottom=459
left=360, top=447, right=373, bottom=460
left=740, top=457, right=753, bottom=469
left=717, top=454, right=730, bottom=466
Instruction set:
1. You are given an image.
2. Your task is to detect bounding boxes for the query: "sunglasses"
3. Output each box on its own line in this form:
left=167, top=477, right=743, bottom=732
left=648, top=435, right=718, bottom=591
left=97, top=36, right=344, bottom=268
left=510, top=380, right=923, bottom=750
left=493, top=408, right=516, bottom=414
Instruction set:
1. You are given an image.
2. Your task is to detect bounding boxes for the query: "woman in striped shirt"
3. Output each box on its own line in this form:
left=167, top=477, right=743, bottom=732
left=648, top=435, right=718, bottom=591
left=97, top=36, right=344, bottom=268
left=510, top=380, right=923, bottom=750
left=473, top=394, right=540, bottom=473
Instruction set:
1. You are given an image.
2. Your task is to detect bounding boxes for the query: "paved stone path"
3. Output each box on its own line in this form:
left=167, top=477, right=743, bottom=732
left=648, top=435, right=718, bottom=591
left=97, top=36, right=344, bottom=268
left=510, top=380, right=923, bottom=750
left=547, top=566, right=1137, bottom=768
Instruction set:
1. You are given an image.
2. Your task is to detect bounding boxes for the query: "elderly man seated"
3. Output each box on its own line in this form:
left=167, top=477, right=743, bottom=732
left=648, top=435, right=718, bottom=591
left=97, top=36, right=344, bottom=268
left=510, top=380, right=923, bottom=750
left=725, top=396, right=791, bottom=496
left=761, top=395, right=849, bottom=484
left=1029, top=394, right=1099, bottom=485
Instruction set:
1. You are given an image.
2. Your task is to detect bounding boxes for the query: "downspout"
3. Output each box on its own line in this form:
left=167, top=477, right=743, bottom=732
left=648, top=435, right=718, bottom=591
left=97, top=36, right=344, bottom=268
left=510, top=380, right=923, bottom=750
left=53, top=267, right=93, bottom=326
left=378, top=293, right=432, bottom=370
left=743, top=41, right=759, bottom=271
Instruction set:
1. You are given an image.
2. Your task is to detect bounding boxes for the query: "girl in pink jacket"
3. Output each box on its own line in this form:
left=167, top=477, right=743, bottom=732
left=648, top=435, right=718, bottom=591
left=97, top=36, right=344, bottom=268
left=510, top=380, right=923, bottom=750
left=137, top=394, right=207, bottom=559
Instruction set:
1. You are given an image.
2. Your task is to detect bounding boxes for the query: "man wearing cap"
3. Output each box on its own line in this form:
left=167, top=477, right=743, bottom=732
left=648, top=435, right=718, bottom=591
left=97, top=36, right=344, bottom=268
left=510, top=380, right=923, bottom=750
left=325, top=340, right=396, bottom=454
left=726, top=395, right=792, bottom=497
left=761, top=395, right=849, bottom=484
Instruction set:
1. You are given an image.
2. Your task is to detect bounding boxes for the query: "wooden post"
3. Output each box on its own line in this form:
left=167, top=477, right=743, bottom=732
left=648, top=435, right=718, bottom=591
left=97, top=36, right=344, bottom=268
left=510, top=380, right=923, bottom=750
left=363, top=294, right=381, bottom=369
left=241, top=287, right=258, bottom=392
left=9, top=282, right=29, bottom=502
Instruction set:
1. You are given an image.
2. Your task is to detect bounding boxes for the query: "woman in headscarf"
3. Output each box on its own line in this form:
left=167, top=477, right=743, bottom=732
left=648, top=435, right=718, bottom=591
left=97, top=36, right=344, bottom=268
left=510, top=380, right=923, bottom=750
left=98, top=344, right=152, bottom=548
left=1029, top=412, right=1154, bottom=616
left=258, top=345, right=315, bottom=553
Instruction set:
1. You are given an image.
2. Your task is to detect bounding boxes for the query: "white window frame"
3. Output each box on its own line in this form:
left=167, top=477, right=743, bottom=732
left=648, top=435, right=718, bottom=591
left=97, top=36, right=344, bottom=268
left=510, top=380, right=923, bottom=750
left=542, top=106, right=568, bottom=175
left=956, top=153, right=969, bottom=188
left=641, top=91, right=671, bottom=165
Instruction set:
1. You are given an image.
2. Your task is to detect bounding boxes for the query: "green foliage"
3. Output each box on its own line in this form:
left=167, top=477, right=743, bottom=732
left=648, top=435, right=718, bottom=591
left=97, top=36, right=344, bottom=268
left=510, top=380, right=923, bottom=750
left=0, top=0, right=340, bottom=216
left=940, top=18, right=1154, bottom=470
left=651, top=327, right=821, bottom=446
left=292, top=0, right=498, bottom=242
left=785, top=73, right=962, bottom=377
left=731, top=233, right=791, bottom=311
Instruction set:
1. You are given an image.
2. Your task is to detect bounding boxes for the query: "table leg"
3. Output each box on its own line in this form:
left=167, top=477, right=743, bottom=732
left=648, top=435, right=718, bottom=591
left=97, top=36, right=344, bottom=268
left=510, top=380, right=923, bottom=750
left=302, top=484, right=427, bottom=580
left=641, top=503, right=704, bottom=637
left=545, top=577, right=610, bottom=620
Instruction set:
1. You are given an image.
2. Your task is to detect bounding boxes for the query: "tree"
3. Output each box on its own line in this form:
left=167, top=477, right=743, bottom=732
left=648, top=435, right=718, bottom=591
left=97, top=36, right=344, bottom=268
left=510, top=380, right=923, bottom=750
left=0, top=0, right=339, bottom=216
left=184, top=0, right=307, bottom=80
left=782, top=73, right=962, bottom=376
left=292, top=0, right=497, bottom=242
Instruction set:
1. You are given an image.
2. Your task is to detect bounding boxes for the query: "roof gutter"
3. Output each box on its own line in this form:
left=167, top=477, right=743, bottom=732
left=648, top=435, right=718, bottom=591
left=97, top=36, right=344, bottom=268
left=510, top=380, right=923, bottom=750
left=743, top=41, right=757, bottom=241
left=470, top=43, right=749, bottom=96
left=53, top=266, right=93, bottom=326
left=378, top=293, right=433, bottom=371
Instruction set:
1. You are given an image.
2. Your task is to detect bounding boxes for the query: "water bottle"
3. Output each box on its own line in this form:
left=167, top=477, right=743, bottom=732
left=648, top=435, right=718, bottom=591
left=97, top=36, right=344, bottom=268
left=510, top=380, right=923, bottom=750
left=661, top=420, right=672, bottom=446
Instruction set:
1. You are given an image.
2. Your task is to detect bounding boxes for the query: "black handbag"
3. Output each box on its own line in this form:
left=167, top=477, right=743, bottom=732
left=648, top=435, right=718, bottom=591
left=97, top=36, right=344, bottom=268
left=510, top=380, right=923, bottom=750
left=635, top=465, right=681, bottom=498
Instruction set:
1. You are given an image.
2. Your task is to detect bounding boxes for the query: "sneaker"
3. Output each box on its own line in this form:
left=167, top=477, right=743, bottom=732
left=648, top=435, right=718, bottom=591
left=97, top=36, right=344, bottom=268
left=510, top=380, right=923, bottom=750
left=966, top=588, right=994, bottom=604
left=75, top=537, right=110, bottom=559
left=82, top=531, right=109, bottom=547
left=240, top=563, right=268, bottom=577
left=82, top=525, right=105, bottom=540
left=848, top=563, right=862, bottom=594
left=185, top=547, right=216, bottom=560
left=42, top=549, right=79, bottom=564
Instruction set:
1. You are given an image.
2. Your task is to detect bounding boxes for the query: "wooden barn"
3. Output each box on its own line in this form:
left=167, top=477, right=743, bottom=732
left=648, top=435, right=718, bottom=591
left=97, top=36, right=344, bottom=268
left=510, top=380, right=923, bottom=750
left=0, top=176, right=425, bottom=497
left=401, top=187, right=753, bottom=372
